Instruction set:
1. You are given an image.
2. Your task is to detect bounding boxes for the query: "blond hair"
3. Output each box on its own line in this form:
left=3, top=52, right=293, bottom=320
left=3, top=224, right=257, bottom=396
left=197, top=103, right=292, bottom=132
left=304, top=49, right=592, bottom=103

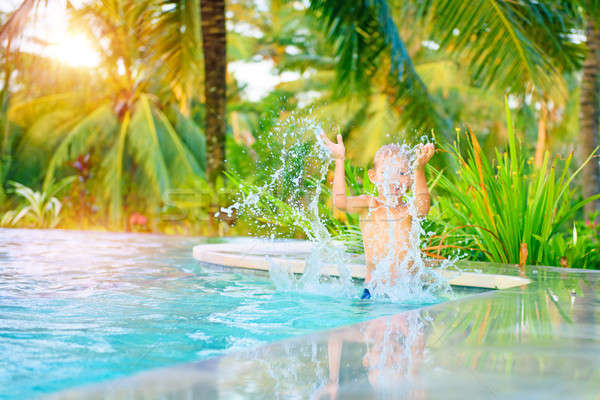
left=373, top=144, right=407, bottom=169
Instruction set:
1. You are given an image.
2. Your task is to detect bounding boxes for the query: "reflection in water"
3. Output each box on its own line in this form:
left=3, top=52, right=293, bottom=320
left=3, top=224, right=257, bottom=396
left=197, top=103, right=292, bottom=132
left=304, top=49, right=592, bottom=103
left=214, top=273, right=600, bottom=399
left=217, top=310, right=431, bottom=399
left=314, top=311, right=428, bottom=400
left=51, top=268, right=600, bottom=399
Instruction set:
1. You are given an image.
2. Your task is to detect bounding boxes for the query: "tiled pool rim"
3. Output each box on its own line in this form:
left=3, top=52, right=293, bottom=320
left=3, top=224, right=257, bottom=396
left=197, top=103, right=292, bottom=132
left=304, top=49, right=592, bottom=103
left=48, top=242, right=600, bottom=399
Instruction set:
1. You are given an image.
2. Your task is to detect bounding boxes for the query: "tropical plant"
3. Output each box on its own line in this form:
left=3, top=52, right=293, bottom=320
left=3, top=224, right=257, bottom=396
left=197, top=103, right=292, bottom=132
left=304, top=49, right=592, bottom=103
left=430, top=99, right=600, bottom=268
left=10, top=93, right=206, bottom=228
left=3, top=0, right=207, bottom=228
left=306, top=0, right=583, bottom=136
left=232, top=0, right=584, bottom=170
left=2, top=177, right=74, bottom=228
left=543, top=213, right=600, bottom=268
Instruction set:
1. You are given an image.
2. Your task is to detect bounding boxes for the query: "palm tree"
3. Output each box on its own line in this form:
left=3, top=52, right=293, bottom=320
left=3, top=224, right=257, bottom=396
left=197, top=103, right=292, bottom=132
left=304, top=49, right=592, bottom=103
left=2, top=0, right=206, bottom=228
left=243, top=1, right=582, bottom=168
left=1, top=0, right=589, bottom=184
left=200, top=0, right=227, bottom=182
left=0, top=34, right=13, bottom=202
left=0, top=2, right=33, bottom=202
left=190, top=0, right=587, bottom=173
left=307, top=0, right=583, bottom=138
left=579, top=3, right=600, bottom=219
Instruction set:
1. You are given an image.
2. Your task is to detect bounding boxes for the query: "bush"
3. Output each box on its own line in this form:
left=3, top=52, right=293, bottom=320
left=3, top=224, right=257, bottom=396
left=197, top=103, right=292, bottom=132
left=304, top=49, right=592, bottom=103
left=2, top=177, right=74, bottom=228
left=430, top=99, right=599, bottom=268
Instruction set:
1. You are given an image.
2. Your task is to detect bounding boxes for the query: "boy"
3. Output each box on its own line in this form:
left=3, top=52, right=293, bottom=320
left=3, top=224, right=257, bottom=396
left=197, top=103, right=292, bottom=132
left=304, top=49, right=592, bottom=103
left=321, top=134, right=435, bottom=299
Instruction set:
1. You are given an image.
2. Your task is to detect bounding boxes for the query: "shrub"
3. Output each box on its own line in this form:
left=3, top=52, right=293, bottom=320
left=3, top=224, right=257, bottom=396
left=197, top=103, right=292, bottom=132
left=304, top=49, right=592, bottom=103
left=2, top=177, right=74, bottom=228
left=430, top=99, right=599, bottom=268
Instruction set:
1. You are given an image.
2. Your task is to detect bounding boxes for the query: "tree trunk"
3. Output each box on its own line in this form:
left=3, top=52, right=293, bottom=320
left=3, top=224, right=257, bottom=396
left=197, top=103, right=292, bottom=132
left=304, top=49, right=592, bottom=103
left=0, top=39, right=13, bottom=202
left=580, top=19, right=600, bottom=219
left=200, top=0, right=227, bottom=182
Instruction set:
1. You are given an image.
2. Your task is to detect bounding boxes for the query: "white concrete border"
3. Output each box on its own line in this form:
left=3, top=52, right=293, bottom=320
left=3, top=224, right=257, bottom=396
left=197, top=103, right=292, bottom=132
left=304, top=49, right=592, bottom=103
left=193, top=242, right=531, bottom=290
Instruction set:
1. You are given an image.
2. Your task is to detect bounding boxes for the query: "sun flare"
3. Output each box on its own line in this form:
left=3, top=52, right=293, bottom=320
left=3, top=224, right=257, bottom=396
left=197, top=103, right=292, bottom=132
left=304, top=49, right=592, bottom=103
left=46, top=33, right=100, bottom=68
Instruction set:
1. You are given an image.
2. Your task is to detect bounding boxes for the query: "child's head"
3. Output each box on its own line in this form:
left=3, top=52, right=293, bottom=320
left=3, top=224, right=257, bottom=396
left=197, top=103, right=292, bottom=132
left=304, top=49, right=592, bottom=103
left=368, top=144, right=412, bottom=196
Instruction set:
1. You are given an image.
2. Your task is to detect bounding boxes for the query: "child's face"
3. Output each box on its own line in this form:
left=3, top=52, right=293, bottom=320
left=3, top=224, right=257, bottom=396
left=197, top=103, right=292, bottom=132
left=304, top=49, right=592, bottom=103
left=369, top=153, right=412, bottom=196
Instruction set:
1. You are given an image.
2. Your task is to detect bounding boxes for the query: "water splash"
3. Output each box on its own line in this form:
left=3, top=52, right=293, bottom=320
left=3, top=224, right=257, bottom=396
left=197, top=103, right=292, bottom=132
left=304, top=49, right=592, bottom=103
left=222, top=115, right=353, bottom=295
left=364, top=143, right=452, bottom=302
left=223, top=114, right=452, bottom=302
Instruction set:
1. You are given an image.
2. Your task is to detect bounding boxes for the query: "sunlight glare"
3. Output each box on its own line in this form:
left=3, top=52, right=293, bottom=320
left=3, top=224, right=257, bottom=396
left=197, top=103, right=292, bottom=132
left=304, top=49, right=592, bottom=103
left=46, top=33, right=100, bottom=68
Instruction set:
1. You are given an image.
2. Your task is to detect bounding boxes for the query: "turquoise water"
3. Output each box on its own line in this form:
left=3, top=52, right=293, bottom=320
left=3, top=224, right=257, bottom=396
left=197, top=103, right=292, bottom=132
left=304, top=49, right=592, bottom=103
left=0, top=229, right=487, bottom=399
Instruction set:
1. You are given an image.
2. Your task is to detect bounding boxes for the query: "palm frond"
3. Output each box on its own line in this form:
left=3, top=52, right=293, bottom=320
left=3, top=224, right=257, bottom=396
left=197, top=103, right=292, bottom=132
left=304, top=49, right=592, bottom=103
left=174, top=110, right=206, bottom=171
left=43, top=104, right=116, bottom=190
left=126, top=95, right=170, bottom=200
left=102, top=110, right=130, bottom=227
left=308, top=0, right=452, bottom=136
left=0, top=0, right=38, bottom=43
left=150, top=0, right=203, bottom=108
left=8, top=92, right=81, bottom=126
left=153, top=106, right=205, bottom=184
left=422, top=0, right=585, bottom=97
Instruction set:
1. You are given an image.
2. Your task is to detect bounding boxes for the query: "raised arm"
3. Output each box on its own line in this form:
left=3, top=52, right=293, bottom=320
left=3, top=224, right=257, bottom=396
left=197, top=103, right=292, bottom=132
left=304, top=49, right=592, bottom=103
left=414, top=143, right=435, bottom=216
left=321, top=133, right=370, bottom=214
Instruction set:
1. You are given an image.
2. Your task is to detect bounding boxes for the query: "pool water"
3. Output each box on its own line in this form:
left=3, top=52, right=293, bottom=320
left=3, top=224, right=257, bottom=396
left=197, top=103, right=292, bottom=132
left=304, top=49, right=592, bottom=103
left=0, top=229, right=488, bottom=399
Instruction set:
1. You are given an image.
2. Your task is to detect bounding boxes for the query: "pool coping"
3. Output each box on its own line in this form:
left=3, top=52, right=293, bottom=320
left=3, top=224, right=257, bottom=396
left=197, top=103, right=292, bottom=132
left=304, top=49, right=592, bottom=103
left=192, top=242, right=532, bottom=289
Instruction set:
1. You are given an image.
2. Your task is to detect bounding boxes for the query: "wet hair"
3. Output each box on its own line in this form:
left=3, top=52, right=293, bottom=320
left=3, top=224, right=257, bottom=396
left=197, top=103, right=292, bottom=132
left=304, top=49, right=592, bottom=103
left=373, top=144, right=406, bottom=169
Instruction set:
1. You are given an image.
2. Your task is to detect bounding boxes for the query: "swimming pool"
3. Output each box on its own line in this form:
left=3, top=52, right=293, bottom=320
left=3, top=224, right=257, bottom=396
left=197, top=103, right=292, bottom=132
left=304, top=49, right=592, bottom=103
left=0, top=228, right=488, bottom=399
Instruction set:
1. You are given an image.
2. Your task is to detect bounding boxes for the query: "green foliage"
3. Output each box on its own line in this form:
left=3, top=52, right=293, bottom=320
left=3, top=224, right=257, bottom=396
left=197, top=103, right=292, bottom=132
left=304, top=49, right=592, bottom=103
left=2, top=177, right=74, bottom=228
left=0, top=0, right=596, bottom=258
left=9, top=91, right=207, bottom=229
left=224, top=135, right=255, bottom=179
left=306, top=0, right=584, bottom=146
left=431, top=99, right=600, bottom=268
left=308, top=0, right=450, bottom=134
left=542, top=214, right=600, bottom=269
left=422, top=0, right=584, bottom=95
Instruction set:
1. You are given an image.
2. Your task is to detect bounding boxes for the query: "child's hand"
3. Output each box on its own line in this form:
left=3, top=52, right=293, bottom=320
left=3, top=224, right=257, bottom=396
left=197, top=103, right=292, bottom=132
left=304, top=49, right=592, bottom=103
left=416, top=143, right=435, bottom=168
left=321, top=133, right=345, bottom=160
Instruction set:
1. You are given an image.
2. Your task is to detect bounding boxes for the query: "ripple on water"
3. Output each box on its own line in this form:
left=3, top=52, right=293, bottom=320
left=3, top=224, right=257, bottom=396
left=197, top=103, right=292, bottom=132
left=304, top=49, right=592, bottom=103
left=0, top=229, right=480, bottom=400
